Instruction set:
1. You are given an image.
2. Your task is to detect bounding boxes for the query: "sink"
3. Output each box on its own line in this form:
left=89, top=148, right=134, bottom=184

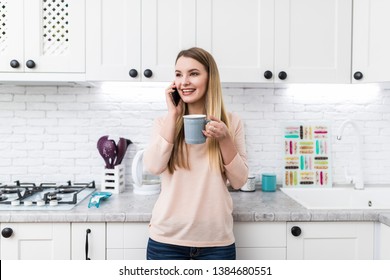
left=281, top=187, right=390, bottom=209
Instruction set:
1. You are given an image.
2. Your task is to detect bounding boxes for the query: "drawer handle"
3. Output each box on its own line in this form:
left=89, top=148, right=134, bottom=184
left=85, top=229, right=91, bottom=260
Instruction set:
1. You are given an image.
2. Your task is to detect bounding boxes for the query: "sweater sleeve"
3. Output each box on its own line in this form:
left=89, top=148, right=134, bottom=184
left=143, top=116, right=174, bottom=175
left=224, top=114, right=249, bottom=189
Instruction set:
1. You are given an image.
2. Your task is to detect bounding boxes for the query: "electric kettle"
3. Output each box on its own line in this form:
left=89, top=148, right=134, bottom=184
left=131, top=150, right=161, bottom=195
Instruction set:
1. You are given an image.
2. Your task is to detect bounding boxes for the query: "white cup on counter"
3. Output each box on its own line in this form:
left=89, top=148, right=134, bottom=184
left=240, top=175, right=256, bottom=192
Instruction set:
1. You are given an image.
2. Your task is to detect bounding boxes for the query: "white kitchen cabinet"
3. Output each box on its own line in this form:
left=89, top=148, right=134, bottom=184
left=0, top=0, right=85, bottom=81
left=352, top=0, right=390, bottom=83
left=286, top=222, right=374, bottom=260
left=197, top=0, right=351, bottom=84
left=196, top=0, right=274, bottom=84
left=378, top=222, right=390, bottom=260
left=274, top=0, right=352, bottom=83
left=233, top=222, right=286, bottom=260
left=71, top=223, right=106, bottom=260
left=106, top=222, right=149, bottom=260
left=86, top=0, right=196, bottom=82
left=0, top=223, right=71, bottom=260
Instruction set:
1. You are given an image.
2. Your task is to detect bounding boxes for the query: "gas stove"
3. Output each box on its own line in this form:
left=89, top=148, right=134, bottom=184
left=0, top=181, right=96, bottom=211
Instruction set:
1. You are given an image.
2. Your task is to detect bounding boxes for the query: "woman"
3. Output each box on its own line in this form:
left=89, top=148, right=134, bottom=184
left=143, top=47, right=248, bottom=260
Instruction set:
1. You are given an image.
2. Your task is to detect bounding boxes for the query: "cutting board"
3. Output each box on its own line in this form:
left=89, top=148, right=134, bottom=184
left=282, top=123, right=332, bottom=188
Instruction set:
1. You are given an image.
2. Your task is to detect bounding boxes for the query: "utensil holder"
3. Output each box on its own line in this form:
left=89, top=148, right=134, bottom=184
left=101, top=164, right=125, bottom=193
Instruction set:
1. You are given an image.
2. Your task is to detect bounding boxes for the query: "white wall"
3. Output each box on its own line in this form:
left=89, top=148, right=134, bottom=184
left=1, top=83, right=389, bottom=186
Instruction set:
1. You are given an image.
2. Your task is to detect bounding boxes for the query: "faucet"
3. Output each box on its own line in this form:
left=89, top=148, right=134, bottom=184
left=336, top=120, right=364, bottom=190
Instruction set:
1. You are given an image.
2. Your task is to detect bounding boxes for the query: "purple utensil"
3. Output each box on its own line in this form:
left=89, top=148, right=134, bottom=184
left=114, top=138, right=132, bottom=165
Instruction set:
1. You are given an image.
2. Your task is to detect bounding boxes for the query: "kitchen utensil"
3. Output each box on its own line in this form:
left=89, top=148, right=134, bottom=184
left=97, top=135, right=110, bottom=167
left=97, top=135, right=108, bottom=151
left=101, top=139, right=117, bottom=169
left=114, top=137, right=132, bottom=166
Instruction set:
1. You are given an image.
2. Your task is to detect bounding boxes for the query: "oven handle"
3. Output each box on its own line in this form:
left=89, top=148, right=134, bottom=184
left=85, top=229, right=91, bottom=260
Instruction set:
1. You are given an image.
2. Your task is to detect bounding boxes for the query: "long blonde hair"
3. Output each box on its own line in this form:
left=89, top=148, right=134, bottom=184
left=167, top=47, right=230, bottom=173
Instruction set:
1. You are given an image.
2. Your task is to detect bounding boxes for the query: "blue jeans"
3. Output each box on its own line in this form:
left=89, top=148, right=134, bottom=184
left=146, top=238, right=236, bottom=260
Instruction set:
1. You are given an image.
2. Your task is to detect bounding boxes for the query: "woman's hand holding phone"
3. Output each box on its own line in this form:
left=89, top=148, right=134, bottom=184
left=171, top=89, right=181, bottom=106
left=165, top=83, right=183, bottom=116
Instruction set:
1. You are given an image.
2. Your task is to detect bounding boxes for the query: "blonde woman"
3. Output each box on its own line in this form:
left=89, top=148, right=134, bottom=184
left=144, top=47, right=248, bottom=260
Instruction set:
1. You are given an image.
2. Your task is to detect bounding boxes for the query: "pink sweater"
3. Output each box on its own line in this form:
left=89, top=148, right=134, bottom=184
left=143, top=112, right=248, bottom=247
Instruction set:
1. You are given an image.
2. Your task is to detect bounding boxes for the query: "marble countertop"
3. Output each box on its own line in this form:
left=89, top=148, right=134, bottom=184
left=1, top=188, right=390, bottom=226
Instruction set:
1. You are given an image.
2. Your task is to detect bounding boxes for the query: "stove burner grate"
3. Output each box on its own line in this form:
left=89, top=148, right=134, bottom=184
left=0, top=180, right=96, bottom=207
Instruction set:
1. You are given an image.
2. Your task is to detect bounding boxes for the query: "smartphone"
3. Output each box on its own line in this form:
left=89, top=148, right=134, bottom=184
left=171, top=89, right=181, bottom=106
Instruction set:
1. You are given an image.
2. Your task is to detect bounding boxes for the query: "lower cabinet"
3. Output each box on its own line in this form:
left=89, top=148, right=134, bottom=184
left=0, top=223, right=71, bottom=260
left=378, top=223, right=390, bottom=260
left=286, top=222, right=374, bottom=260
left=234, top=222, right=286, bottom=260
left=0, top=221, right=384, bottom=260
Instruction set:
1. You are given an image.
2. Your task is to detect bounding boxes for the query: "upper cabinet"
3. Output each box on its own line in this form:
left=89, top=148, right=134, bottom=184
left=86, top=0, right=196, bottom=82
left=197, top=0, right=352, bottom=84
left=196, top=0, right=274, bottom=83
left=352, top=0, right=390, bottom=83
left=2, top=0, right=390, bottom=84
left=0, top=0, right=85, bottom=81
left=274, top=0, right=352, bottom=84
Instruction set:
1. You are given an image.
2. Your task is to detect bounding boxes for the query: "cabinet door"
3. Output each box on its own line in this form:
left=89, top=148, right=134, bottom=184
left=24, top=0, right=85, bottom=73
left=106, top=222, right=149, bottom=260
left=379, top=223, right=390, bottom=260
left=71, top=223, right=106, bottom=260
left=287, top=222, right=374, bottom=260
left=86, top=0, right=196, bottom=82
left=141, top=0, right=196, bottom=82
left=352, top=0, right=390, bottom=83
left=86, top=0, right=141, bottom=81
left=274, top=0, right=352, bottom=83
left=0, top=0, right=24, bottom=72
left=197, top=0, right=273, bottom=83
left=234, top=222, right=286, bottom=260
left=0, top=223, right=71, bottom=260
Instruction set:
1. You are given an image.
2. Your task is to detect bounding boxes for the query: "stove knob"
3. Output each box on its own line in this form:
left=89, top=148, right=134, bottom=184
left=1, top=227, right=13, bottom=238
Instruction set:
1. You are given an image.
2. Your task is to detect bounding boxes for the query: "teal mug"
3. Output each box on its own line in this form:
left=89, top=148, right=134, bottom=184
left=262, top=173, right=276, bottom=192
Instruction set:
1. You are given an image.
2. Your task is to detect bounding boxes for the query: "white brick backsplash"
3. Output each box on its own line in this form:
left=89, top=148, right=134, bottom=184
left=2, top=84, right=390, bottom=185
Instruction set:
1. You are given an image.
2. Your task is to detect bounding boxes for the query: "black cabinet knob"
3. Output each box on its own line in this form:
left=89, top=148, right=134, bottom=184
left=264, top=70, right=273, bottom=80
left=143, top=69, right=153, bottom=78
left=291, top=226, right=302, bottom=237
left=10, top=60, right=20, bottom=68
left=129, top=69, right=138, bottom=78
left=26, top=60, right=36, bottom=69
left=353, top=71, right=363, bottom=80
left=278, top=71, right=287, bottom=80
left=1, top=227, right=13, bottom=238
